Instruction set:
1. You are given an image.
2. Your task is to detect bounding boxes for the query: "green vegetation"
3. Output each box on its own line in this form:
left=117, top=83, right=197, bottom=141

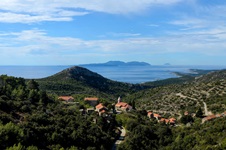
left=0, top=75, right=118, bottom=149
left=117, top=112, right=226, bottom=150
left=125, top=70, right=226, bottom=116
left=0, top=67, right=226, bottom=150
left=37, top=66, right=149, bottom=98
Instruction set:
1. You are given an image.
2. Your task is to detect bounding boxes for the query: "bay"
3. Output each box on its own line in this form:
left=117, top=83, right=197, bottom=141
left=0, top=65, right=225, bottom=84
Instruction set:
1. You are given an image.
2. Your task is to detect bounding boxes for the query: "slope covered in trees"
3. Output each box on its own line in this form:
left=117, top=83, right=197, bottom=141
left=125, top=70, right=226, bottom=115
left=0, top=68, right=226, bottom=150
left=0, top=75, right=118, bottom=149
left=117, top=111, right=226, bottom=150
left=37, top=66, right=149, bottom=98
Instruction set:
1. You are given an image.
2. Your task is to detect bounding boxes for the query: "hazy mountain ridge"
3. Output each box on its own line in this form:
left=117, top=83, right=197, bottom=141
left=80, top=61, right=151, bottom=67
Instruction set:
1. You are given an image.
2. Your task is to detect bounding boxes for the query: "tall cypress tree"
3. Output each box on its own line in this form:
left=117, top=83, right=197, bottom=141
left=196, top=107, right=203, bottom=118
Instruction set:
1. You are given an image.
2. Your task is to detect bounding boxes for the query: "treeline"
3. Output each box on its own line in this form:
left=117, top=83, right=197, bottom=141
left=0, top=75, right=118, bottom=149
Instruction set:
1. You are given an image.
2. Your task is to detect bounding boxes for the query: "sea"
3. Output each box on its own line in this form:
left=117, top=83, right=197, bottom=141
left=0, top=65, right=226, bottom=84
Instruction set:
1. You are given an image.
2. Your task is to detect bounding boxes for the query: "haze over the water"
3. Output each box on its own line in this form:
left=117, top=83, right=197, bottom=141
left=0, top=63, right=226, bottom=83
left=0, top=1, right=226, bottom=66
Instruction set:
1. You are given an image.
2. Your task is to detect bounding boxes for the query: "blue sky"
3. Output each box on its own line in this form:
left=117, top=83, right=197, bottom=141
left=0, top=0, right=226, bottom=65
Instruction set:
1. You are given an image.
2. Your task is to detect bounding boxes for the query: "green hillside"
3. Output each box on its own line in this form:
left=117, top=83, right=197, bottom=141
left=37, top=66, right=149, bottom=98
left=0, top=69, right=226, bottom=150
left=0, top=75, right=118, bottom=149
left=125, top=69, right=226, bottom=115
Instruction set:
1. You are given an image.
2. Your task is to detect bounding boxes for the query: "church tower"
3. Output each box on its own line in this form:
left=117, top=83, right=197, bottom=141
left=117, top=97, right=121, bottom=103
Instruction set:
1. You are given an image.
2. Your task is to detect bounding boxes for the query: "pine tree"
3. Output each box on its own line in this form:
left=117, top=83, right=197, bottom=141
left=27, top=79, right=39, bottom=90
left=196, top=107, right=203, bottom=118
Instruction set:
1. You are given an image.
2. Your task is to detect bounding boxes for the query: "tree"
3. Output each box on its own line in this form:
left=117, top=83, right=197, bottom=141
left=11, top=86, right=27, bottom=101
left=0, top=122, right=24, bottom=149
left=28, top=90, right=39, bottom=103
left=196, top=107, right=203, bottom=118
left=131, top=99, right=136, bottom=109
left=180, top=115, right=194, bottom=124
left=27, top=80, right=39, bottom=90
left=39, top=91, right=49, bottom=105
left=6, top=143, right=24, bottom=150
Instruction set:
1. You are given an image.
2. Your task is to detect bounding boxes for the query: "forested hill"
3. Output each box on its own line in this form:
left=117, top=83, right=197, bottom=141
left=37, top=66, right=148, bottom=97
left=43, top=66, right=108, bottom=81
left=194, top=69, right=226, bottom=83
left=0, top=69, right=226, bottom=149
left=0, top=75, right=119, bottom=150
left=125, top=69, right=226, bottom=115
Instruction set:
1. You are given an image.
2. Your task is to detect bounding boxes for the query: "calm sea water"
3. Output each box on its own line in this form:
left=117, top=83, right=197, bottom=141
left=0, top=65, right=225, bottom=83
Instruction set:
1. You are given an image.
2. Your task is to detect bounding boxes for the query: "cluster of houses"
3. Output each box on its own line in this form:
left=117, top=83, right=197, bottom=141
left=202, top=111, right=226, bottom=124
left=147, top=111, right=177, bottom=125
left=58, top=96, right=226, bottom=125
left=58, top=96, right=133, bottom=116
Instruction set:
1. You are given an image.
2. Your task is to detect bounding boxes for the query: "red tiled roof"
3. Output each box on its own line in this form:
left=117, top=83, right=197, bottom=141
left=84, top=97, right=99, bottom=101
left=160, top=118, right=165, bottom=122
left=160, top=118, right=169, bottom=123
left=165, top=119, right=170, bottom=123
left=100, top=110, right=106, bottom=113
left=169, top=118, right=176, bottom=124
left=160, top=117, right=176, bottom=124
left=147, top=111, right=153, bottom=115
left=58, top=96, right=74, bottom=101
left=169, top=118, right=176, bottom=121
left=115, top=102, right=128, bottom=107
left=96, top=103, right=104, bottom=109
left=154, top=114, right=161, bottom=118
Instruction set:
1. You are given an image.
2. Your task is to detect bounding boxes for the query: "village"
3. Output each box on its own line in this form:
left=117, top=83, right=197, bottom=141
left=58, top=95, right=226, bottom=126
left=58, top=96, right=133, bottom=116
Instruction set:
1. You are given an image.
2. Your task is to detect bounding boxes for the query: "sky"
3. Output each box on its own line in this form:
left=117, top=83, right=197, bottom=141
left=0, top=0, right=226, bottom=66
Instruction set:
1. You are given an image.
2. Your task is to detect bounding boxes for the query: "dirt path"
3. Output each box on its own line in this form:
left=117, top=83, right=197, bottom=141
left=203, top=102, right=208, bottom=116
left=176, top=93, right=213, bottom=116
left=176, top=93, right=187, bottom=99
left=203, top=102, right=213, bottom=116
left=176, top=93, right=197, bottom=101
left=112, top=126, right=126, bottom=150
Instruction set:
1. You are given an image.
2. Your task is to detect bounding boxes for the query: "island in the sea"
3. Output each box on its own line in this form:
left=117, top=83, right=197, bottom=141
left=80, top=61, right=151, bottom=67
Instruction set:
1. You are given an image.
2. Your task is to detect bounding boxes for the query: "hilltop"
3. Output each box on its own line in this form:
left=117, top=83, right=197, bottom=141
left=37, top=66, right=148, bottom=97
left=37, top=66, right=221, bottom=101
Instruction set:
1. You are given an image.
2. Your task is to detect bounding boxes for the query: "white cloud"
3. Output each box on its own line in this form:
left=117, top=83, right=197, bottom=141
left=1, top=29, right=226, bottom=58
left=108, top=32, right=141, bottom=37
left=0, top=0, right=182, bottom=23
left=148, top=24, right=159, bottom=27
left=0, top=28, right=226, bottom=65
left=0, top=13, right=58, bottom=23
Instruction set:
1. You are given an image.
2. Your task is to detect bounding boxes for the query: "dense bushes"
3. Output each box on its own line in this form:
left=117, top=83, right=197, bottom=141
left=0, top=75, right=117, bottom=149
left=1, top=73, right=226, bottom=150
left=116, top=111, right=226, bottom=150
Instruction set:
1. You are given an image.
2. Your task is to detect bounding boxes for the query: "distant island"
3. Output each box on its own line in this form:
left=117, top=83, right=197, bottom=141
left=164, top=63, right=171, bottom=66
left=80, top=61, right=151, bottom=67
